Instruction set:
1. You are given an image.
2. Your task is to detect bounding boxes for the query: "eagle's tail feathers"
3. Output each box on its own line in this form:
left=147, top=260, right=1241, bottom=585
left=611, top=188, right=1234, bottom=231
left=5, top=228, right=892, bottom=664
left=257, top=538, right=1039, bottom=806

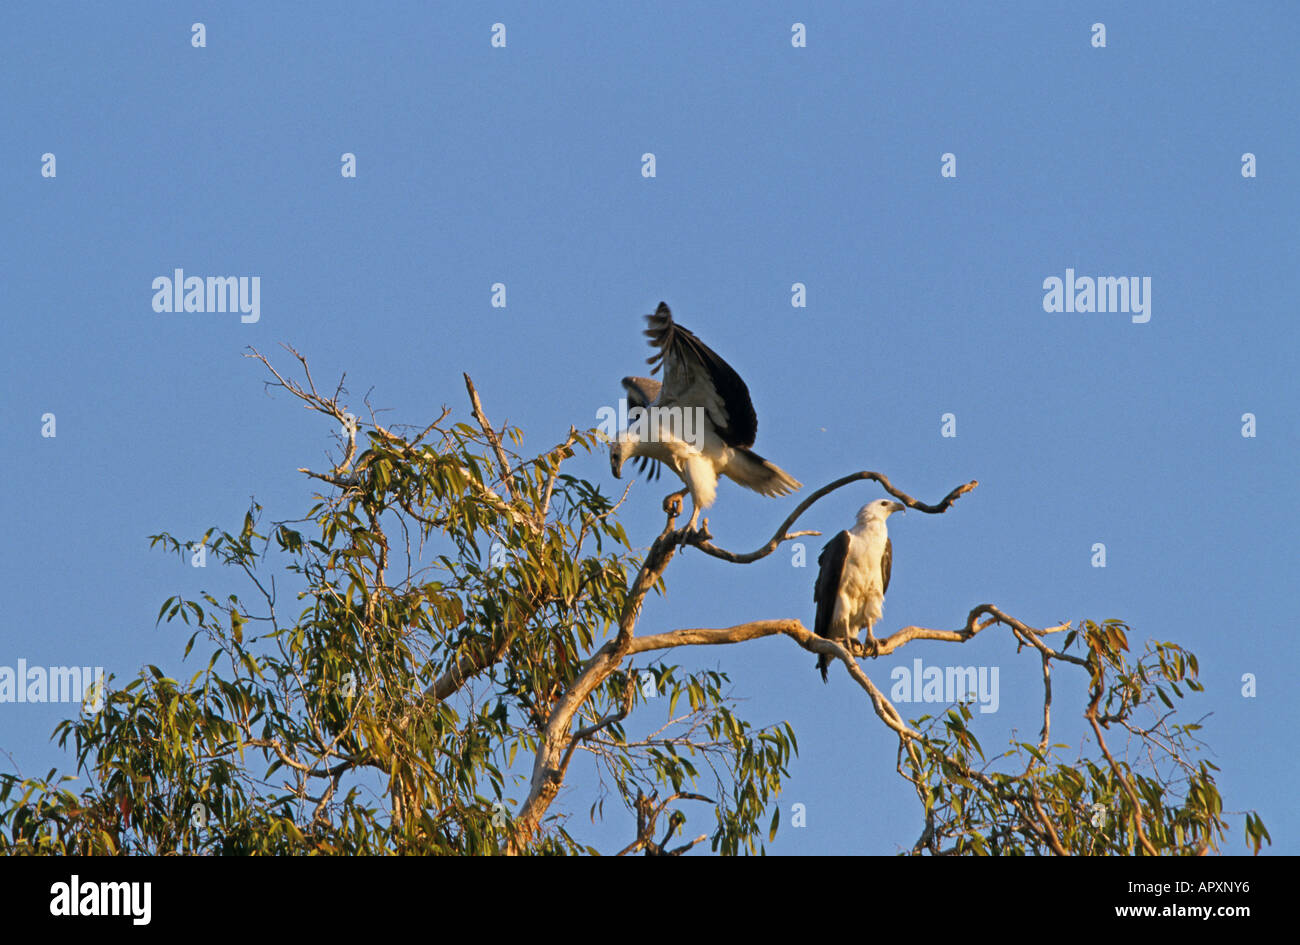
left=726, top=447, right=801, bottom=497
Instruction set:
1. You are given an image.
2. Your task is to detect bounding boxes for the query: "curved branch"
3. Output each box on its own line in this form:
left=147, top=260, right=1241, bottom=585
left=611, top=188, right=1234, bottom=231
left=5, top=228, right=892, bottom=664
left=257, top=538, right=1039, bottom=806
left=247, top=344, right=358, bottom=475
left=877, top=604, right=1079, bottom=664
left=688, top=472, right=978, bottom=563
left=559, top=674, right=637, bottom=778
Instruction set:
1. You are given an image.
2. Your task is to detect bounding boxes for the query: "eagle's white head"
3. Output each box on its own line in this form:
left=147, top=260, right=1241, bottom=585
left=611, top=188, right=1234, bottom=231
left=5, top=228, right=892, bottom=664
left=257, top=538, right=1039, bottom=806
left=608, top=431, right=653, bottom=478
left=609, top=437, right=628, bottom=478
left=855, top=499, right=906, bottom=527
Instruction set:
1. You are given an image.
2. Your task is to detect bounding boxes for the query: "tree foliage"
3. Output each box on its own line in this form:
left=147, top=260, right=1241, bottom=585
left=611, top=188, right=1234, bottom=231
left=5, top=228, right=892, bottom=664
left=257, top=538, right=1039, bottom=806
left=0, top=350, right=1269, bottom=856
left=906, top=623, right=1269, bottom=855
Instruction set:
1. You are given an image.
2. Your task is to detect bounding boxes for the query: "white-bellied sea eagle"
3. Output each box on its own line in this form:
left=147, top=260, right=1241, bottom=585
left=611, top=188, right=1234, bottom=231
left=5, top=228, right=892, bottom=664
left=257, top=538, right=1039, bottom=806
left=609, top=302, right=800, bottom=532
left=812, top=499, right=905, bottom=681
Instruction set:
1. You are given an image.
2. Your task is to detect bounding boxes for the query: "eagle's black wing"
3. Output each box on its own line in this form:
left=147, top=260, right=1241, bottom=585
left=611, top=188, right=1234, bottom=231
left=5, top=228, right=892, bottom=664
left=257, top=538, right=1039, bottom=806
left=882, top=537, right=892, bottom=594
left=813, top=531, right=852, bottom=683
left=643, top=302, right=759, bottom=449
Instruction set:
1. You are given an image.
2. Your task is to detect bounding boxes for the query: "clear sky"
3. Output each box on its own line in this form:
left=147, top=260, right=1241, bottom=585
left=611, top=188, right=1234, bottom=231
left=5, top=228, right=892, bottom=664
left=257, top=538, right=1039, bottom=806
left=3, top=2, right=1296, bottom=854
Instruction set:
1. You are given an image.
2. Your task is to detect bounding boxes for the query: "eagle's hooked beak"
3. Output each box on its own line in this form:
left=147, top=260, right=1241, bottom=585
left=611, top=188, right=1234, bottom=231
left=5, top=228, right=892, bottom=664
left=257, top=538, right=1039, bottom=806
left=610, top=444, right=624, bottom=479
left=890, top=501, right=906, bottom=514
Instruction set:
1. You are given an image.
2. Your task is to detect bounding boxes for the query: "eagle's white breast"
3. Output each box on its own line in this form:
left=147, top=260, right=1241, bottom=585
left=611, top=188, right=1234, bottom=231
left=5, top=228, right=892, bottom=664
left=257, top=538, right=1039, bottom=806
left=834, top=523, right=888, bottom=635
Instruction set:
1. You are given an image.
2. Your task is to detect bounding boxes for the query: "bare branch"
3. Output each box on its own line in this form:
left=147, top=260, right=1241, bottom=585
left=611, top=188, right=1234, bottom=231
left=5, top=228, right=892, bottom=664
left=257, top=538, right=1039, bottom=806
left=247, top=345, right=358, bottom=475
left=1037, top=652, right=1053, bottom=758
left=463, top=373, right=513, bottom=495
left=688, top=471, right=978, bottom=563
left=537, top=428, right=578, bottom=529
left=876, top=604, right=1077, bottom=663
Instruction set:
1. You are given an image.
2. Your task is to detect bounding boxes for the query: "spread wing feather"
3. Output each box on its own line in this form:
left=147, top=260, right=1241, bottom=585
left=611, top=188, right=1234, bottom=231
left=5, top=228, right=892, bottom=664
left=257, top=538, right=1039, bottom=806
left=643, top=302, right=758, bottom=448
left=621, top=376, right=661, bottom=410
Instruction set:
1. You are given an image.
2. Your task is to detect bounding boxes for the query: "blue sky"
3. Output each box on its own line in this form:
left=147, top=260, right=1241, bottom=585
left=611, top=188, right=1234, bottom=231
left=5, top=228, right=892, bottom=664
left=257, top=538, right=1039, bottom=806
left=2, top=2, right=1296, bottom=854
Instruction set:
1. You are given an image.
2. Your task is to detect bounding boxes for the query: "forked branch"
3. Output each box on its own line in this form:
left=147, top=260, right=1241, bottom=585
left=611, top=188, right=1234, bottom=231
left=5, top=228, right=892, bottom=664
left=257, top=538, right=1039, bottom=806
left=509, top=471, right=999, bottom=853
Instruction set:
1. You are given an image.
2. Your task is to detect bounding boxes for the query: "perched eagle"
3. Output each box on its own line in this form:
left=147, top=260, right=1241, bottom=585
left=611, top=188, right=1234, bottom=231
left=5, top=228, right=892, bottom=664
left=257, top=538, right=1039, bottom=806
left=609, top=302, right=800, bottom=532
left=812, top=499, right=905, bottom=681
